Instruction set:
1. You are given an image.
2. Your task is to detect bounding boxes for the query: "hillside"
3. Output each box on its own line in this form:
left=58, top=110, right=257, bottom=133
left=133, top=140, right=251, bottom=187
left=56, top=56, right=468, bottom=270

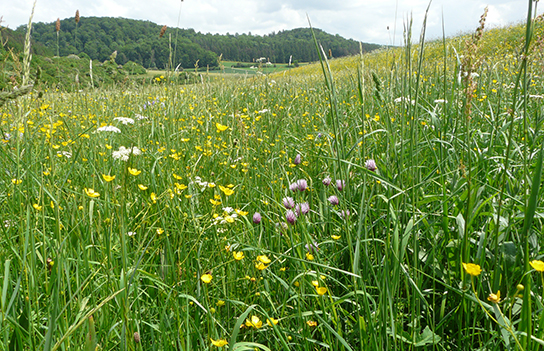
left=12, top=17, right=381, bottom=69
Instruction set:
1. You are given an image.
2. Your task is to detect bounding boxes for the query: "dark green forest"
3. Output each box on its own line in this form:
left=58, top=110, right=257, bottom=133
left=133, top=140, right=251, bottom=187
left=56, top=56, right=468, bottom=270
left=12, top=17, right=381, bottom=69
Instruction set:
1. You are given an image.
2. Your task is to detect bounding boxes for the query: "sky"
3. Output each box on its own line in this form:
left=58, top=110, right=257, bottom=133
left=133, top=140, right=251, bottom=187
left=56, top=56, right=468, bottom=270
left=1, top=0, right=536, bottom=46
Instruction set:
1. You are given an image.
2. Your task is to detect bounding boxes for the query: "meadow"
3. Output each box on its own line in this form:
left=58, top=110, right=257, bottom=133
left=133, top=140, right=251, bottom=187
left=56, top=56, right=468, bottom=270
left=2, top=4, right=544, bottom=351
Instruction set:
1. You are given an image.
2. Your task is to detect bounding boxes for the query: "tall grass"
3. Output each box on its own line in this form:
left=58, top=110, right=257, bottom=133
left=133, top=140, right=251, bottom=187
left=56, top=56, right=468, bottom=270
left=1, top=2, right=544, bottom=350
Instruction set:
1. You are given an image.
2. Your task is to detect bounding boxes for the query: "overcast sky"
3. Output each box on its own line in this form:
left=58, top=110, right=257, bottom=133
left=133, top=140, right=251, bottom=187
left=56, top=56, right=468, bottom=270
left=1, top=0, right=536, bottom=45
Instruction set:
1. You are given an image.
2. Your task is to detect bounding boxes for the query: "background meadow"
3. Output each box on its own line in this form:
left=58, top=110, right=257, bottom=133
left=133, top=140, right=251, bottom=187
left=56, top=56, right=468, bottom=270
left=2, top=2, right=544, bottom=350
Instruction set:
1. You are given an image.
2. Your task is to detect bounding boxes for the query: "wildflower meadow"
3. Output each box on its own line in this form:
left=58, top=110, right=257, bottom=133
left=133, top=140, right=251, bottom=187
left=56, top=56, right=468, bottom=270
left=2, top=2, right=544, bottom=350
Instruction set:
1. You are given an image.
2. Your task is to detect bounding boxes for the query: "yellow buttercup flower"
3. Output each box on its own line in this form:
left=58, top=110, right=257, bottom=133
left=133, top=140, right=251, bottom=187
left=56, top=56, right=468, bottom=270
left=210, top=338, right=228, bottom=347
left=266, top=318, right=279, bottom=327
left=487, top=290, right=500, bottom=304
left=331, top=235, right=341, bottom=240
left=462, top=262, right=481, bottom=277
left=11, top=179, right=22, bottom=185
left=201, top=273, right=213, bottom=284
left=138, top=184, right=148, bottom=191
left=316, top=286, right=328, bottom=295
left=175, top=183, right=187, bottom=190
left=33, top=203, right=43, bottom=211
left=216, top=123, right=228, bottom=132
left=84, top=188, right=100, bottom=198
left=257, top=255, right=271, bottom=264
left=255, top=262, right=268, bottom=271
left=233, top=251, right=244, bottom=261
left=530, top=260, right=544, bottom=272
left=306, top=252, right=314, bottom=261
left=245, top=315, right=262, bottom=329
left=218, top=185, right=234, bottom=196
left=102, top=174, right=115, bottom=182
left=128, top=167, right=141, bottom=176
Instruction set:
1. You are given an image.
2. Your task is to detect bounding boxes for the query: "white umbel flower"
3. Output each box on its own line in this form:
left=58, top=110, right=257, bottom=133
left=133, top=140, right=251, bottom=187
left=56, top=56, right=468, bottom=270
left=96, top=125, right=121, bottom=133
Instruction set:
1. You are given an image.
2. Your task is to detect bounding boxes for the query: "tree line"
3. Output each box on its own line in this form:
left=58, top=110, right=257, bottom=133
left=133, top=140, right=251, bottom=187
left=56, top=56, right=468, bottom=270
left=14, top=17, right=381, bottom=69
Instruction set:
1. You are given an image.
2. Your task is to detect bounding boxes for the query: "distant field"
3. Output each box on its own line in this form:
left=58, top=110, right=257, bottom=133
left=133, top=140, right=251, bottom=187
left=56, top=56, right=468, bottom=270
left=145, top=61, right=306, bottom=77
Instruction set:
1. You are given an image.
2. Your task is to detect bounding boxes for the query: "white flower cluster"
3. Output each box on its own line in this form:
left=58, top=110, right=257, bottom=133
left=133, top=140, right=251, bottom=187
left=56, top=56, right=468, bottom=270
left=134, top=114, right=149, bottom=120
left=114, top=117, right=135, bottom=125
left=112, top=146, right=142, bottom=161
left=57, top=151, right=72, bottom=158
left=213, top=207, right=239, bottom=225
left=394, top=97, right=415, bottom=105
left=190, top=176, right=215, bottom=190
left=96, top=125, right=121, bottom=133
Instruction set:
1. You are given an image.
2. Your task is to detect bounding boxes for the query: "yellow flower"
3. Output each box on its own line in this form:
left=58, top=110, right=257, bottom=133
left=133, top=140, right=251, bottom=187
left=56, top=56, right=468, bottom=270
left=173, top=173, right=183, bottom=180
left=128, top=167, right=141, bottom=176
left=331, top=235, right=341, bottom=240
left=150, top=192, right=157, bottom=203
left=175, top=183, right=187, bottom=190
left=216, top=300, right=225, bottom=307
left=233, top=251, right=244, bottom=261
left=210, top=338, right=228, bottom=347
left=216, top=123, right=228, bottom=132
left=316, top=286, right=328, bottom=295
left=102, top=174, right=115, bottom=182
left=201, top=273, right=213, bottom=284
left=218, top=185, right=234, bottom=196
left=245, top=315, right=262, bottom=329
left=235, top=209, right=248, bottom=216
left=530, top=260, right=544, bottom=272
left=257, top=255, right=271, bottom=264
left=306, top=252, right=314, bottom=261
left=462, top=262, right=481, bottom=277
left=266, top=318, right=279, bottom=327
left=33, top=203, right=42, bottom=211
left=138, top=184, right=148, bottom=191
left=84, top=188, right=100, bottom=198
left=156, top=228, right=164, bottom=235
left=307, top=320, right=317, bottom=327
left=311, top=280, right=319, bottom=287
left=255, top=262, right=268, bottom=271
left=11, top=179, right=22, bottom=185
left=210, top=199, right=221, bottom=206
left=487, top=290, right=500, bottom=304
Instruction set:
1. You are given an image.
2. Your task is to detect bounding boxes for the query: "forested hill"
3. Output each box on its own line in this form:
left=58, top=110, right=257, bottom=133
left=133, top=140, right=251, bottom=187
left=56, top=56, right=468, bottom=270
left=15, top=17, right=381, bottom=69
left=183, top=27, right=381, bottom=63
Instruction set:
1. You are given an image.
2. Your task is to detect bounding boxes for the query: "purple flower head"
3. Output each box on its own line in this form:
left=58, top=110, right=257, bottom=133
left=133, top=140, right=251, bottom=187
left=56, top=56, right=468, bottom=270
left=253, top=212, right=262, bottom=224
left=336, top=179, right=345, bottom=191
left=293, top=154, right=302, bottom=165
left=295, top=202, right=310, bottom=216
left=365, top=159, right=377, bottom=172
left=338, top=209, right=351, bottom=219
left=289, top=182, right=298, bottom=192
left=285, top=210, right=297, bottom=224
left=305, top=241, right=319, bottom=253
left=282, top=197, right=295, bottom=209
left=296, top=179, right=308, bottom=192
left=322, top=176, right=332, bottom=186
left=328, top=195, right=339, bottom=206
